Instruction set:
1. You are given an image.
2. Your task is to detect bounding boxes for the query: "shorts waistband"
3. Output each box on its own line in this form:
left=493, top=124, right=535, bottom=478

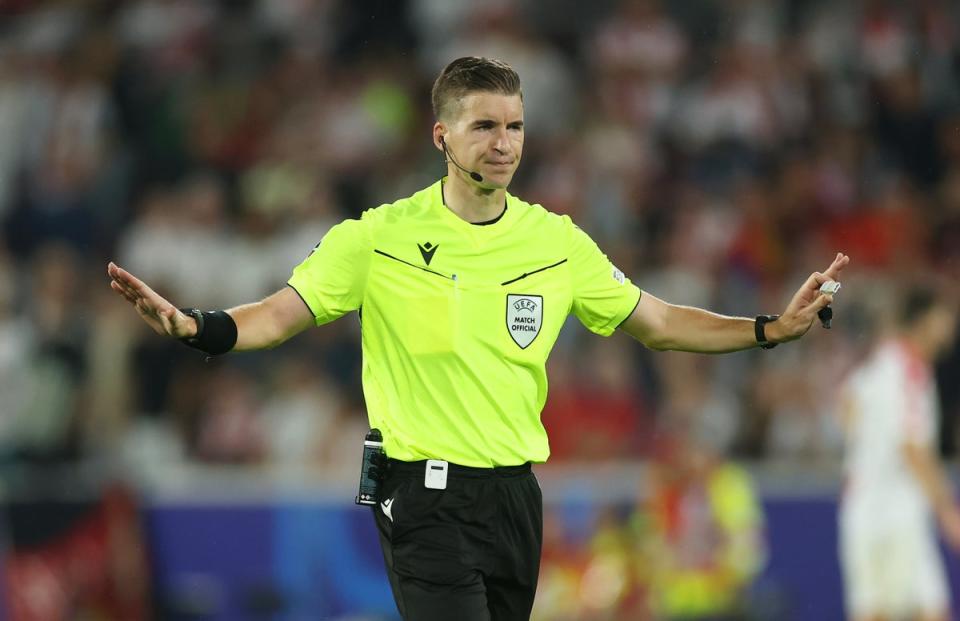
left=387, top=459, right=531, bottom=479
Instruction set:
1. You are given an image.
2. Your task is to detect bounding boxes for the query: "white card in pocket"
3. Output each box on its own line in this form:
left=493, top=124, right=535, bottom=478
left=424, top=460, right=448, bottom=490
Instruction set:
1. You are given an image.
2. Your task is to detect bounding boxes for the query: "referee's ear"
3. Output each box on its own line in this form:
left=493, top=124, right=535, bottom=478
left=432, top=122, right=446, bottom=152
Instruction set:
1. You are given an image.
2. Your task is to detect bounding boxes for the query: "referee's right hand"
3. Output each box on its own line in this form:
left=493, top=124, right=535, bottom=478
left=107, top=262, right=197, bottom=339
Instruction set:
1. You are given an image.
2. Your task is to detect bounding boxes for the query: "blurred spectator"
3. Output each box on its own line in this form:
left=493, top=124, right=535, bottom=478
left=5, top=485, right=151, bottom=620
left=655, top=353, right=741, bottom=457
left=0, top=44, right=28, bottom=220
left=2, top=243, right=90, bottom=461
left=533, top=504, right=651, bottom=620
left=641, top=424, right=767, bottom=620
left=591, top=0, right=687, bottom=79
left=260, top=357, right=343, bottom=469
left=0, top=246, right=33, bottom=455
left=542, top=337, right=651, bottom=461
left=192, top=364, right=265, bottom=464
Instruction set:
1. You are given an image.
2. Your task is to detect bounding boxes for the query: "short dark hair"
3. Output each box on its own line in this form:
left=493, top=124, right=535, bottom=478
left=431, top=57, right=521, bottom=121
left=899, top=283, right=942, bottom=328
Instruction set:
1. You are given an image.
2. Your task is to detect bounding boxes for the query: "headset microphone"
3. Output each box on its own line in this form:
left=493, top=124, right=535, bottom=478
left=440, top=136, right=484, bottom=183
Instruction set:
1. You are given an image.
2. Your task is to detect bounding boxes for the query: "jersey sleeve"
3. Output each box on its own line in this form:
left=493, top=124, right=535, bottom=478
left=567, top=218, right=642, bottom=336
left=287, top=217, right=372, bottom=326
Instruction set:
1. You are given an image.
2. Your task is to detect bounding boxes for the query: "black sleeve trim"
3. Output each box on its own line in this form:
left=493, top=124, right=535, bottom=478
left=286, top=283, right=316, bottom=318
left=615, top=289, right=643, bottom=330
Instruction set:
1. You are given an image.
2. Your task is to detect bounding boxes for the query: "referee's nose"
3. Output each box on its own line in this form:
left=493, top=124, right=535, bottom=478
left=492, top=127, right=513, bottom=155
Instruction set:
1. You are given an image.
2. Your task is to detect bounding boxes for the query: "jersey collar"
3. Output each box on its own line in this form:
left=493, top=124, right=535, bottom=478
left=432, top=178, right=516, bottom=234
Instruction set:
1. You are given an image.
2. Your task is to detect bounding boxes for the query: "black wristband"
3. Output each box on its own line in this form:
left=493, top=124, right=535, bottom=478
left=754, top=314, right=779, bottom=349
left=178, top=308, right=237, bottom=356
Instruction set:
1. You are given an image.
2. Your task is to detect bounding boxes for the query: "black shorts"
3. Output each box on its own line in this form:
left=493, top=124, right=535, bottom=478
left=372, top=459, right=543, bottom=621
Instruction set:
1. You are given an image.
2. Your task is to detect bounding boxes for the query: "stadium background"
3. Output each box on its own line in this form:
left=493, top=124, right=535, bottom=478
left=0, top=0, right=959, bottom=618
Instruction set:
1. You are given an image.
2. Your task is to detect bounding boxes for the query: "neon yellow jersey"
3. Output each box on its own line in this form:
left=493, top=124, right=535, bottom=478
left=288, top=179, right=641, bottom=466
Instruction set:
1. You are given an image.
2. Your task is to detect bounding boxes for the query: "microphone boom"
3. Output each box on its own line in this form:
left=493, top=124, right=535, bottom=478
left=441, top=138, right=484, bottom=183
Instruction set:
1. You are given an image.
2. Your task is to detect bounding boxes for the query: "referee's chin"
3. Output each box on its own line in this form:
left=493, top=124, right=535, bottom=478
left=477, top=169, right=517, bottom=190
left=477, top=180, right=510, bottom=193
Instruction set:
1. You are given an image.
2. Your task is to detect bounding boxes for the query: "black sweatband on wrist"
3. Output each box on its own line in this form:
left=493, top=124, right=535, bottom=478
left=754, top=314, right=779, bottom=349
left=179, top=308, right=237, bottom=356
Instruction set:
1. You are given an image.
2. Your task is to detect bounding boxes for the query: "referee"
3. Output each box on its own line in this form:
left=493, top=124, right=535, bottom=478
left=108, top=57, right=849, bottom=620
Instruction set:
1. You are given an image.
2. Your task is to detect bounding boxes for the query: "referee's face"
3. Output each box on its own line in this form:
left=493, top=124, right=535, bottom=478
left=444, top=91, right=524, bottom=189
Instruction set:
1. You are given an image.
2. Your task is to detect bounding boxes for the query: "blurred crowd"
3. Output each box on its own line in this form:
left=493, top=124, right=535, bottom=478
left=1, top=0, right=960, bottom=477
left=534, top=429, right=768, bottom=621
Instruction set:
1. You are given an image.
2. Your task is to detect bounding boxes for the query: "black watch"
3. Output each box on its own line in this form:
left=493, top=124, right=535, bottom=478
left=754, top=314, right=779, bottom=349
left=179, top=307, right=205, bottom=345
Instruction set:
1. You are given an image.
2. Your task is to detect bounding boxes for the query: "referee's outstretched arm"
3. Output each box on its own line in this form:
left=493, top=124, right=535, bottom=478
left=106, top=261, right=313, bottom=353
left=619, top=252, right=849, bottom=353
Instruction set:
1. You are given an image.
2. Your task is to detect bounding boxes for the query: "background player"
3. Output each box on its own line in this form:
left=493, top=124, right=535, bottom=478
left=839, top=283, right=960, bottom=621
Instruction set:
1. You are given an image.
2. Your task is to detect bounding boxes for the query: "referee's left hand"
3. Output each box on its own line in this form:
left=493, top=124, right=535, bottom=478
left=766, top=252, right=850, bottom=344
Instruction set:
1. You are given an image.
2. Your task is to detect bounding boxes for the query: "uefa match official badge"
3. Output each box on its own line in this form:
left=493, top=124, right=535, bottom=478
left=506, top=294, right=543, bottom=348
